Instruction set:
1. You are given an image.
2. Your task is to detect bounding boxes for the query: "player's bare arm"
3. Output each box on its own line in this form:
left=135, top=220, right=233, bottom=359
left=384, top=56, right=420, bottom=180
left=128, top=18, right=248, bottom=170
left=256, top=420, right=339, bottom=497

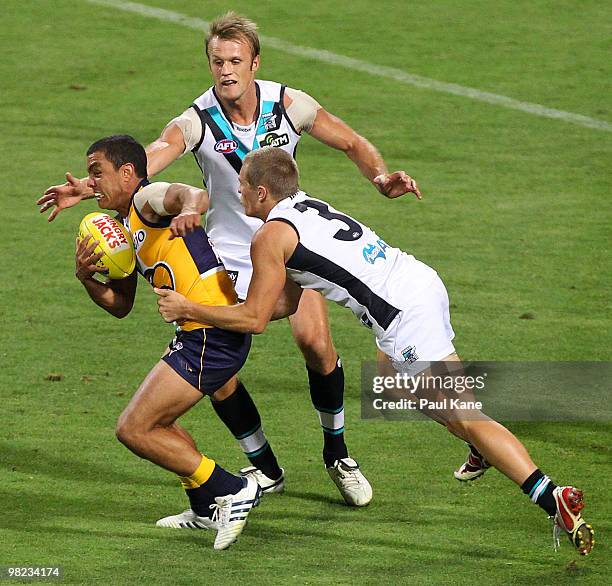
left=37, top=172, right=95, bottom=221
left=306, top=106, right=422, bottom=199
left=145, top=122, right=189, bottom=177
left=75, top=234, right=137, bottom=318
left=38, top=122, right=197, bottom=221
left=135, top=182, right=209, bottom=240
left=155, top=221, right=298, bottom=332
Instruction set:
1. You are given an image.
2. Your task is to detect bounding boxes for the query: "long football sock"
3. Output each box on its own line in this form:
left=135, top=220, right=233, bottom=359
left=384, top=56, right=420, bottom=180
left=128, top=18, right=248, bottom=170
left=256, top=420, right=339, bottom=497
left=521, top=468, right=557, bottom=516
left=307, top=357, right=349, bottom=467
left=211, top=381, right=282, bottom=480
left=180, top=456, right=245, bottom=516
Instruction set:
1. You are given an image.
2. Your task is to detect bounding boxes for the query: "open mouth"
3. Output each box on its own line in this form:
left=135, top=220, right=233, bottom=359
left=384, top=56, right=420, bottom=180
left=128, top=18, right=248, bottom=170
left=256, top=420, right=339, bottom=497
left=94, top=192, right=105, bottom=201
left=221, top=80, right=237, bottom=87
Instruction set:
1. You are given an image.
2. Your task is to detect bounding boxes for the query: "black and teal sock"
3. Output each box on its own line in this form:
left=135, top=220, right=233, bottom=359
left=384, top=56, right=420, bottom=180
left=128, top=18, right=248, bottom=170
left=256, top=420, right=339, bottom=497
left=307, top=357, right=349, bottom=467
left=211, top=381, right=282, bottom=480
left=521, top=468, right=557, bottom=516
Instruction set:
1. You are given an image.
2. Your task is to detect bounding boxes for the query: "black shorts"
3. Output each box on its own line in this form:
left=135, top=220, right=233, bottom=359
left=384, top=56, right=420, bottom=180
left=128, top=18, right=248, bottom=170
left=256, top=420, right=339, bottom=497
left=162, top=327, right=251, bottom=395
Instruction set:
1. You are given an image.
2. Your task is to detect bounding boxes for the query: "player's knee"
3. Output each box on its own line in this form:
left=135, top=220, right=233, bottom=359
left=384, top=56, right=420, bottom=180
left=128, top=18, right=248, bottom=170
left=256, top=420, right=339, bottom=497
left=295, top=331, right=335, bottom=369
left=115, top=414, right=144, bottom=449
left=444, top=417, right=473, bottom=441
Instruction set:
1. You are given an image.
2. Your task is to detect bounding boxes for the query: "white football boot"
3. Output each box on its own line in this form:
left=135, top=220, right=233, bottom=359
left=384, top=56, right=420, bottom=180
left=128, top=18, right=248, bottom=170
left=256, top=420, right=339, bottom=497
left=326, top=457, right=372, bottom=506
left=156, top=509, right=218, bottom=530
left=239, top=466, right=285, bottom=494
left=453, top=448, right=491, bottom=482
left=211, top=477, right=262, bottom=550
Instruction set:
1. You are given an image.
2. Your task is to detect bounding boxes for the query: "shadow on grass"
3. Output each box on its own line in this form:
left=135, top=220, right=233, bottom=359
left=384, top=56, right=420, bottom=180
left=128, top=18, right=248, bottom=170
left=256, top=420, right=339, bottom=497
left=0, top=441, right=163, bottom=487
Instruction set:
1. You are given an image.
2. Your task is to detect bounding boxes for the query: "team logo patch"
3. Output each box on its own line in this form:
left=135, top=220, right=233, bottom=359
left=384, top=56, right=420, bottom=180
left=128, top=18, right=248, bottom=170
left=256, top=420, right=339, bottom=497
left=214, top=139, right=239, bottom=154
left=362, top=243, right=386, bottom=264
left=144, top=262, right=176, bottom=290
left=260, top=132, right=289, bottom=148
left=401, top=345, right=419, bottom=364
left=262, top=112, right=280, bottom=131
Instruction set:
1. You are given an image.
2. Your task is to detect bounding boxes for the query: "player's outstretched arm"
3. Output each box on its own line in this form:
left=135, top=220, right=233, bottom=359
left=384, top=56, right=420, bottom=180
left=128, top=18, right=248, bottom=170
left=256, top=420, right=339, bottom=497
left=145, top=122, right=190, bottom=177
left=76, top=235, right=137, bottom=318
left=37, top=172, right=95, bottom=222
left=307, top=108, right=422, bottom=199
left=155, top=222, right=297, bottom=332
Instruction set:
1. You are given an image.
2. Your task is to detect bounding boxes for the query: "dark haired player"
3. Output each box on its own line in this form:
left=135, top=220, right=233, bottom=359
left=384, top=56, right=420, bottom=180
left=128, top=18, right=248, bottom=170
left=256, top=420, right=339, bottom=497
left=68, top=134, right=272, bottom=550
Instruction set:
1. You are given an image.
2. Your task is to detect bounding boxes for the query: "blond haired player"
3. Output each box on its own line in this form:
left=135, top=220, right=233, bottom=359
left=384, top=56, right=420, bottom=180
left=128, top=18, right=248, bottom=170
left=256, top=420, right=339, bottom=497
left=39, top=12, right=423, bottom=506
left=155, top=147, right=595, bottom=556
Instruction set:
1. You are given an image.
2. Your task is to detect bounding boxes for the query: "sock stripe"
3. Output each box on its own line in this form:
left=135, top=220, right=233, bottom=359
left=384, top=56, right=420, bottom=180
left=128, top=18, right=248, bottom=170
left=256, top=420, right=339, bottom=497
left=238, top=427, right=267, bottom=455
left=318, top=409, right=345, bottom=431
left=528, top=476, right=545, bottom=498
left=315, top=405, right=344, bottom=415
left=322, top=425, right=345, bottom=436
left=235, top=423, right=261, bottom=441
left=245, top=441, right=270, bottom=458
left=531, top=476, right=551, bottom=503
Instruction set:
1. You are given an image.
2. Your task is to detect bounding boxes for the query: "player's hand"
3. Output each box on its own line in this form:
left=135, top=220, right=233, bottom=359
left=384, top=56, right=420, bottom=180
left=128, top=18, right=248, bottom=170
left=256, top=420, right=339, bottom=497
left=75, top=235, right=108, bottom=282
left=154, top=287, right=189, bottom=324
left=373, top=171, right=422, bottom=199
left=37, top=172, right=93, bottom=222
left=168, top=212, right=202, bottom=240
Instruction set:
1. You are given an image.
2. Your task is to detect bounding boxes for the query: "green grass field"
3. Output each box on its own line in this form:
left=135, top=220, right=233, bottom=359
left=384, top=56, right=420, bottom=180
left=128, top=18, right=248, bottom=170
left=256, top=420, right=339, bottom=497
left=1, top=1, right=610, bottom=583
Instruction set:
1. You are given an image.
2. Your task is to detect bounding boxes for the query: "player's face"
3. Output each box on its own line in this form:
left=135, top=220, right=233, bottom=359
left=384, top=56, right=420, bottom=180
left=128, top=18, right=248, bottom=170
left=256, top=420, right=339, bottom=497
left=238, top=166, right=260, bottom=218
left=208, top=37, right=259, bottom=104
left=86, top=152, right=125, bottom=211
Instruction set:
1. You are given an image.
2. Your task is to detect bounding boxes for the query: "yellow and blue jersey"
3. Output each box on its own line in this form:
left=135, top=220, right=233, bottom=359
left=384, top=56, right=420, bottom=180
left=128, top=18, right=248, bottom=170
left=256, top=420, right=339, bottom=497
left=122, top=180, right=238, bottom=331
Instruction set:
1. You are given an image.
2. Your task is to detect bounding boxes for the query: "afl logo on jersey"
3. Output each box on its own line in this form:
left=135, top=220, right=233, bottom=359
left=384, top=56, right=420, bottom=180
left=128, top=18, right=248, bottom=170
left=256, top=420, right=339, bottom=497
left=214, top=139, right=239, bottom=154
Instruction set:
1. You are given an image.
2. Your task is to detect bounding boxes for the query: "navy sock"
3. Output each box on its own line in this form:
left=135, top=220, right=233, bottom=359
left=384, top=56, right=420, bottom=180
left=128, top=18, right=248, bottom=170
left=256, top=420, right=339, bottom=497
left=307, top=357, right=348, bottom=467
left=185, top=484, right=215, bottom=517
left=521, top=468, right=557, bottom=516
left=212, top=382, right=282, bottom=480
left=186, top=465, right=245, bottom=516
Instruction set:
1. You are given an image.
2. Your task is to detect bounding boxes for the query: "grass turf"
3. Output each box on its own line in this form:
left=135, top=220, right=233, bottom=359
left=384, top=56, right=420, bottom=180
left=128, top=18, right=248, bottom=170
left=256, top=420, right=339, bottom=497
left=1, top=0, right=610, bottom=583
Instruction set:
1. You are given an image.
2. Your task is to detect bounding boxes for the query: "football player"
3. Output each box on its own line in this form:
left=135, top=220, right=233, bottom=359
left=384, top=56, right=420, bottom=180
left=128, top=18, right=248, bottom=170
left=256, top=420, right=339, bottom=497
left=155, top=147, right=595, bottom=556
left=38, top=12, right=423, bottom=507
left=69, top=135, right=289, bottom=549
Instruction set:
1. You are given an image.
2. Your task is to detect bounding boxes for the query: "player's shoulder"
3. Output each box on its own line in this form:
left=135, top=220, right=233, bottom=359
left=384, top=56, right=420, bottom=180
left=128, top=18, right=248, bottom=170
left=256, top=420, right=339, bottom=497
left=191, top=85, right=216, bottom=109
left=256, top=79, right=286, bottom=99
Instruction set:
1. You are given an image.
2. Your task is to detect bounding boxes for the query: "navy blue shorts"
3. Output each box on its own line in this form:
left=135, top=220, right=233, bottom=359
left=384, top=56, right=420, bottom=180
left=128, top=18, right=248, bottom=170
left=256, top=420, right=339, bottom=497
left=162, top=328, right=251, bottom=395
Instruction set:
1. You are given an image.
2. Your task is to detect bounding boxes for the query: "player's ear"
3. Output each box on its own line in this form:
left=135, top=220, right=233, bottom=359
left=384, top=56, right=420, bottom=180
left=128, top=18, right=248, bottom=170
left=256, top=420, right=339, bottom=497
left=121, top=163, right=135, bottom=179
left=257, top=184, right=266, bottom=202
left=251, top=54, right=260, bottom=73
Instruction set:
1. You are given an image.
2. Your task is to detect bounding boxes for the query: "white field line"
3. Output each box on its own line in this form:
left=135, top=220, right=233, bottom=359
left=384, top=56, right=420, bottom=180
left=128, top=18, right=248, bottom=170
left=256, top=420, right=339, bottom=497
left=86, top=0, right=612, bottom=132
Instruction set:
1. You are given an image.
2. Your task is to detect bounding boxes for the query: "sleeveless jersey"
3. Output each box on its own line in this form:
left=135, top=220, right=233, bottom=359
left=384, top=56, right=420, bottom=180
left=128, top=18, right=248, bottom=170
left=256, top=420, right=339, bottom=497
left=267, top=192, right=438, bottom=341
left=191, top=80, right=301, bottom=293
left=122, top=181, right=238, bottom=331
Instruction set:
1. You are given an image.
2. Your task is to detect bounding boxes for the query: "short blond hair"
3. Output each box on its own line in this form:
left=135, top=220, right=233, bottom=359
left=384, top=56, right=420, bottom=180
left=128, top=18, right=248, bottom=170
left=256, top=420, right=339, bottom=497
left=205, top=11, right=260, bottom=60
left=243, top=148, right=299, bottom=200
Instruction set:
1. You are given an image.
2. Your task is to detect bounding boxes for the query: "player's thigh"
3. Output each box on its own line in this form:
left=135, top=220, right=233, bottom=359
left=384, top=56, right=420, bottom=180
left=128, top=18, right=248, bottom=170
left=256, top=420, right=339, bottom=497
left=288, top=290, right=337, bottom=368
left=119, top=361, right=203, bottom=431
left=288, top=289, right=333, bottom=344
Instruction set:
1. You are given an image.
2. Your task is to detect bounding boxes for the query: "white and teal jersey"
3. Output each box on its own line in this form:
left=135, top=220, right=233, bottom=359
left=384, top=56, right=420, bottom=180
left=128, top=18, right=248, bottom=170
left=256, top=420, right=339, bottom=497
left=267, top=192, right=438, bottom=342
left=191, top=80, right=301, bottom=297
